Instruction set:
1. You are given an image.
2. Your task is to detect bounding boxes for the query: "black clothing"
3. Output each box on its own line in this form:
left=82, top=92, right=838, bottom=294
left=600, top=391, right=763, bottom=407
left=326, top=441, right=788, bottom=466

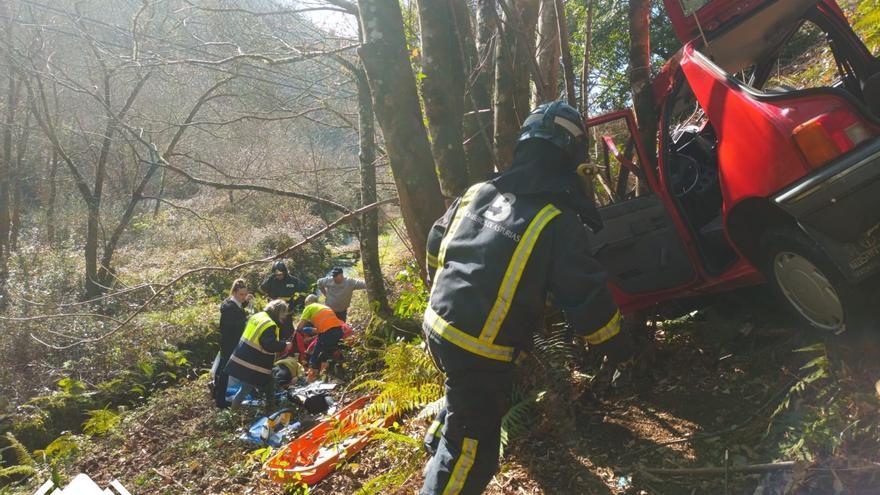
left=225, top=313, right=291, bottom=387
left=214, top=297, right=248, bottom=408
left=420, top=139, right=623, bottom=495
left=308, top=326, right=343, bottom=370
left=334, top=310, right=347, bottom=322
left=219, top=298, right=248, bottom=355
left=421, top=334, right=513, bottom=495
left=260, top=263, right=309, bottom=309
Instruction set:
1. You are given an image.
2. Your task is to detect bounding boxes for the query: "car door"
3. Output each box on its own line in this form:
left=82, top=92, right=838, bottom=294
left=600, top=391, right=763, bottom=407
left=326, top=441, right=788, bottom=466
left=585, top=110, right=698, bottom=297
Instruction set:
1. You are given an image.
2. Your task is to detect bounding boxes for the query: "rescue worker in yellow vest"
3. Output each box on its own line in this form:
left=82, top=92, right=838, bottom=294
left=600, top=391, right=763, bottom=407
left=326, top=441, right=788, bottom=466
left=225, top=299, right=293, bottom=410
left=420, top=101, right=632, bottom=495
left=296, top=294, right=345, bottom=382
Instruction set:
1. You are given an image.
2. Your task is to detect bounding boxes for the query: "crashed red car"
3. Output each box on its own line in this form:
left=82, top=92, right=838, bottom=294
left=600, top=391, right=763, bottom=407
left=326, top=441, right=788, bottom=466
left=586, top=0, right=880, bottom=332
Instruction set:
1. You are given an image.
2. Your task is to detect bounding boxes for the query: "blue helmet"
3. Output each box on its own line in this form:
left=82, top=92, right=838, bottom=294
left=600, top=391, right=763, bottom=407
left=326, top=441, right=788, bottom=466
left=516, top=101, right=587, bottom=166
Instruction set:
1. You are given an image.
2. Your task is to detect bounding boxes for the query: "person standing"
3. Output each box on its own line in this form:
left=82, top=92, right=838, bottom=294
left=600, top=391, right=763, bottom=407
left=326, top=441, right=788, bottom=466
left=296, top=294, right=345, bottom=382
left=225, top=299, right=293, bottom=410
left=419, top=102, right=632, bottom=495
left=259, top=260, right=309, bottom=310
left=316, top=267, right=366, bottom=321
left=214, top=279, right=253, bottom=408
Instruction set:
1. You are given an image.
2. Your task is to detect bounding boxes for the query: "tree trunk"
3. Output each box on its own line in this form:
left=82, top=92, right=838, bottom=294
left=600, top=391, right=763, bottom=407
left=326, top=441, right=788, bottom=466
left=555, top=0, right=577, bottom=107
left=46, top=149, right=58, bottom=245
left=10, top=102, right=31, bottom=250
left=453, top=0, right=495, bottom=182
left=493, top=0, right=539, bottom=169
left=512, top=0, right=540, bottom=121
left=354, top=65, right=390, bottom=315
left=534, top=0, right=560, bottom=103
left=358, top=0, right=446, bottom=274
left=417, top=0, right=469, bottom=199
left=629, top=0, right=658, bottom=168
left=581, top=0, right=595, bottom=113
left=0, top=57, right=17, bottom=262
left=84, top=201, right=102, bottom=297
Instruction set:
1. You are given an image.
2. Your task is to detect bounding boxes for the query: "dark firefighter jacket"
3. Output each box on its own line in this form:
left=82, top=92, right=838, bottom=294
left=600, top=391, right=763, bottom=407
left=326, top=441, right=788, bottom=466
left=260, top=265, right=308, bottom=308
left=424, top=142, right=620, bottom=366
left=225, top=311, right=290, bottom=386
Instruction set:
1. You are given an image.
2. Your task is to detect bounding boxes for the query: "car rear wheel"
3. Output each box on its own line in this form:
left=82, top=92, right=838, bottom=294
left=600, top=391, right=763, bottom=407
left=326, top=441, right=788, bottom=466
left=760, top=227, right=868, bottom=334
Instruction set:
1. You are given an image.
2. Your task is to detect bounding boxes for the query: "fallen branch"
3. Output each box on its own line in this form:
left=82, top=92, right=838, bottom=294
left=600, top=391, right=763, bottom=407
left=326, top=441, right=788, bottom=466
left=28, top=198, right=397, bottom=350
left=642, top=461, right=797, bottom=476
left=156, top=160, right=351, bottom=214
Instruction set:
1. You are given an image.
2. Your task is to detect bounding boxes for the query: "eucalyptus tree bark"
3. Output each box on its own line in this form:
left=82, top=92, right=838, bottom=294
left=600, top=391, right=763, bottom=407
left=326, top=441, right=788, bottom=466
left=493, top=0, right=539, bottom=169
left=581, top=0, right=595, bottom=112
left=534, top=0, right=560, bottom=103
left=452, top=0, right=495, bottom=182
left=417, top=0, right=469, bottom=199
left=629, top=0, right=658, bottom=167
left=555, top=0, right=577, bottom=107
left=357, top=0, right=446, bottom=274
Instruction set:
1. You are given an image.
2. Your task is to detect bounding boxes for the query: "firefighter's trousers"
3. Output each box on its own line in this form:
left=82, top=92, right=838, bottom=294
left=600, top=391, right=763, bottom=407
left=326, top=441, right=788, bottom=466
left=420, top=335, right=513, bottom=495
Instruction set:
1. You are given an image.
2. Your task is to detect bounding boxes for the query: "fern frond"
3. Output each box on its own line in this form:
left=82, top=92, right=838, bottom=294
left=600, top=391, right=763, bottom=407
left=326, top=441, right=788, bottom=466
left=416, top=397, right=446, bottom=421
left=0, top=465, right=37, bottom=482
left=3, top=433, right=35, bottom=467
left=499, top=390, right=546, bottom=458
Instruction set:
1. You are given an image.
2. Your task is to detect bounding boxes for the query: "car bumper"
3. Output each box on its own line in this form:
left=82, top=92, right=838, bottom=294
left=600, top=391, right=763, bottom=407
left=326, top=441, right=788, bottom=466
left=773, top=138, right=880, bottom=282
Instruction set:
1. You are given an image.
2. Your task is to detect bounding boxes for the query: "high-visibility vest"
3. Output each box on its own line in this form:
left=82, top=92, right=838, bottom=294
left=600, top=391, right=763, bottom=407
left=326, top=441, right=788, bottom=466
left=241, top=311, right=280, bottom=353
left=303, top=303, right=343, bottom=333
left=225, top=311, right=280, bottom=384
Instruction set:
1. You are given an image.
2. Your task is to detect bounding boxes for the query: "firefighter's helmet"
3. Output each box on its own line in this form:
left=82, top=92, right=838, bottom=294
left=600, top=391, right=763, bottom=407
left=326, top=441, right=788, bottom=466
left=516, top=101, right=587, bottom=166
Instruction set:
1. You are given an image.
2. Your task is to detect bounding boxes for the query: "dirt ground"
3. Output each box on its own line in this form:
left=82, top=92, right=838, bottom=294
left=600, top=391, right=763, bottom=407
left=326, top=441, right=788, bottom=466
left=35, top=288, right=879, bottom=495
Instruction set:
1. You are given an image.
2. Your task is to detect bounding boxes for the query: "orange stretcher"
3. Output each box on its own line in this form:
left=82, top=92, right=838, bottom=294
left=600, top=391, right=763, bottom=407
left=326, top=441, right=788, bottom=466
left=263, top=395, right=394, bottom=485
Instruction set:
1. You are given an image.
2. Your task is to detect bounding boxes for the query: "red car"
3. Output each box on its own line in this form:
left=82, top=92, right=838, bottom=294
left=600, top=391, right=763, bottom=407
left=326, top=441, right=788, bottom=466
left=586, top=0, right=880, bottom=333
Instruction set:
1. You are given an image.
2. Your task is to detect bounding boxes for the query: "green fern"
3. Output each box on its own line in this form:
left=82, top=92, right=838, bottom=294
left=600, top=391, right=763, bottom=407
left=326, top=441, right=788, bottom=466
left=3, top=433, right=35, bottom=468
left=532, top=324, right=575, bottom=381
left=355, top=342, right=443, bottom=420
left=500, top=390, right=546, bottom=457
left=83, top=408, right=121, bottom=437
left=0, top=465, right=37, bottom=483
left=355, top=427, right=423, bottom=495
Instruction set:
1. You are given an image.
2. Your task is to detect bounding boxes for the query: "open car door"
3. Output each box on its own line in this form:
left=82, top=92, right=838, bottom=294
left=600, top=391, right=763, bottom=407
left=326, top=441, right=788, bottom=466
left=585, top=110, right=697, bottom=301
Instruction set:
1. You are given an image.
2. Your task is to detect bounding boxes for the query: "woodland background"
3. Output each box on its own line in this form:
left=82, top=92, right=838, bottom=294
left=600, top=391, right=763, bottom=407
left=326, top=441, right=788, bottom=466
left=0, top=0, right=879, bottom=494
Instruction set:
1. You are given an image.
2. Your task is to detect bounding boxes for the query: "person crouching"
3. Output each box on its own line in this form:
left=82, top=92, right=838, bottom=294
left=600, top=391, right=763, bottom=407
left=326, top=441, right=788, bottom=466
left=225, top=299, right=293, bottom=409
left=296, top=294, right=344, bottom=382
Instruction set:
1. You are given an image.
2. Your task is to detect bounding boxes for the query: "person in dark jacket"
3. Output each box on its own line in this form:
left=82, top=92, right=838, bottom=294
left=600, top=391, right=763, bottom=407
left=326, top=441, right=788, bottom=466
left=419, top=101, right=633, bottom=495
left=214, top=278, right=253, bottom=408
left=259, top=260, right=309, bottom=310
left=226, top=299, right=293, bottom=410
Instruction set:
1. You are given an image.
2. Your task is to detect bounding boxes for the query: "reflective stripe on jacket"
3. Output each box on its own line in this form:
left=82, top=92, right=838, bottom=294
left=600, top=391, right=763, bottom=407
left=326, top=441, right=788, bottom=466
left=424, top=180, right=620, bottom=365
left=304, top=303, right=344, bottom=333
left=225, top=311, right=279, bottom=386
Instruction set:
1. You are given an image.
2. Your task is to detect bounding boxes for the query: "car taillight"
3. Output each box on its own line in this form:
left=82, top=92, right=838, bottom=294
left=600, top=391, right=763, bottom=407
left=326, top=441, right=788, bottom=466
left=792, top=111, right=873, bottom=168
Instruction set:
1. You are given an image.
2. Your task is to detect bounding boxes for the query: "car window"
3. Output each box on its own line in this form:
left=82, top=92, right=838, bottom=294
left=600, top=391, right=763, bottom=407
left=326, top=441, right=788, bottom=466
left=763, top=20, right=838, bottom=90
left=586, top=116, right=650, bottom=208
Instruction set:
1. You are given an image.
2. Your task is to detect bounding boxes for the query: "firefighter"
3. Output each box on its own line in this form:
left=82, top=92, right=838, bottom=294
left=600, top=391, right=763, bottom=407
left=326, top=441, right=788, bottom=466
left=420, top=101, right=632, bottom=495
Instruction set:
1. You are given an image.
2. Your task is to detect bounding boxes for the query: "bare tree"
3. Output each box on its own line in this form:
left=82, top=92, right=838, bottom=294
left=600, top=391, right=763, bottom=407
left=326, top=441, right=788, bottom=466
left=534, top=0, right=560, bottom=103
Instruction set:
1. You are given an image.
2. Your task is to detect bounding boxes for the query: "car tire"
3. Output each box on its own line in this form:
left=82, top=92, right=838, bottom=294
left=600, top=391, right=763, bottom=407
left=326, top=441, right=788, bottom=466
left=760, top=226, right=869, bottom=334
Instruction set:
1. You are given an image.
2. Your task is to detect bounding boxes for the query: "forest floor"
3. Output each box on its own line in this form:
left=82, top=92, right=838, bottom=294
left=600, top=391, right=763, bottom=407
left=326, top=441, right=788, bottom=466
left=16, top=288, right=879, bottom=495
